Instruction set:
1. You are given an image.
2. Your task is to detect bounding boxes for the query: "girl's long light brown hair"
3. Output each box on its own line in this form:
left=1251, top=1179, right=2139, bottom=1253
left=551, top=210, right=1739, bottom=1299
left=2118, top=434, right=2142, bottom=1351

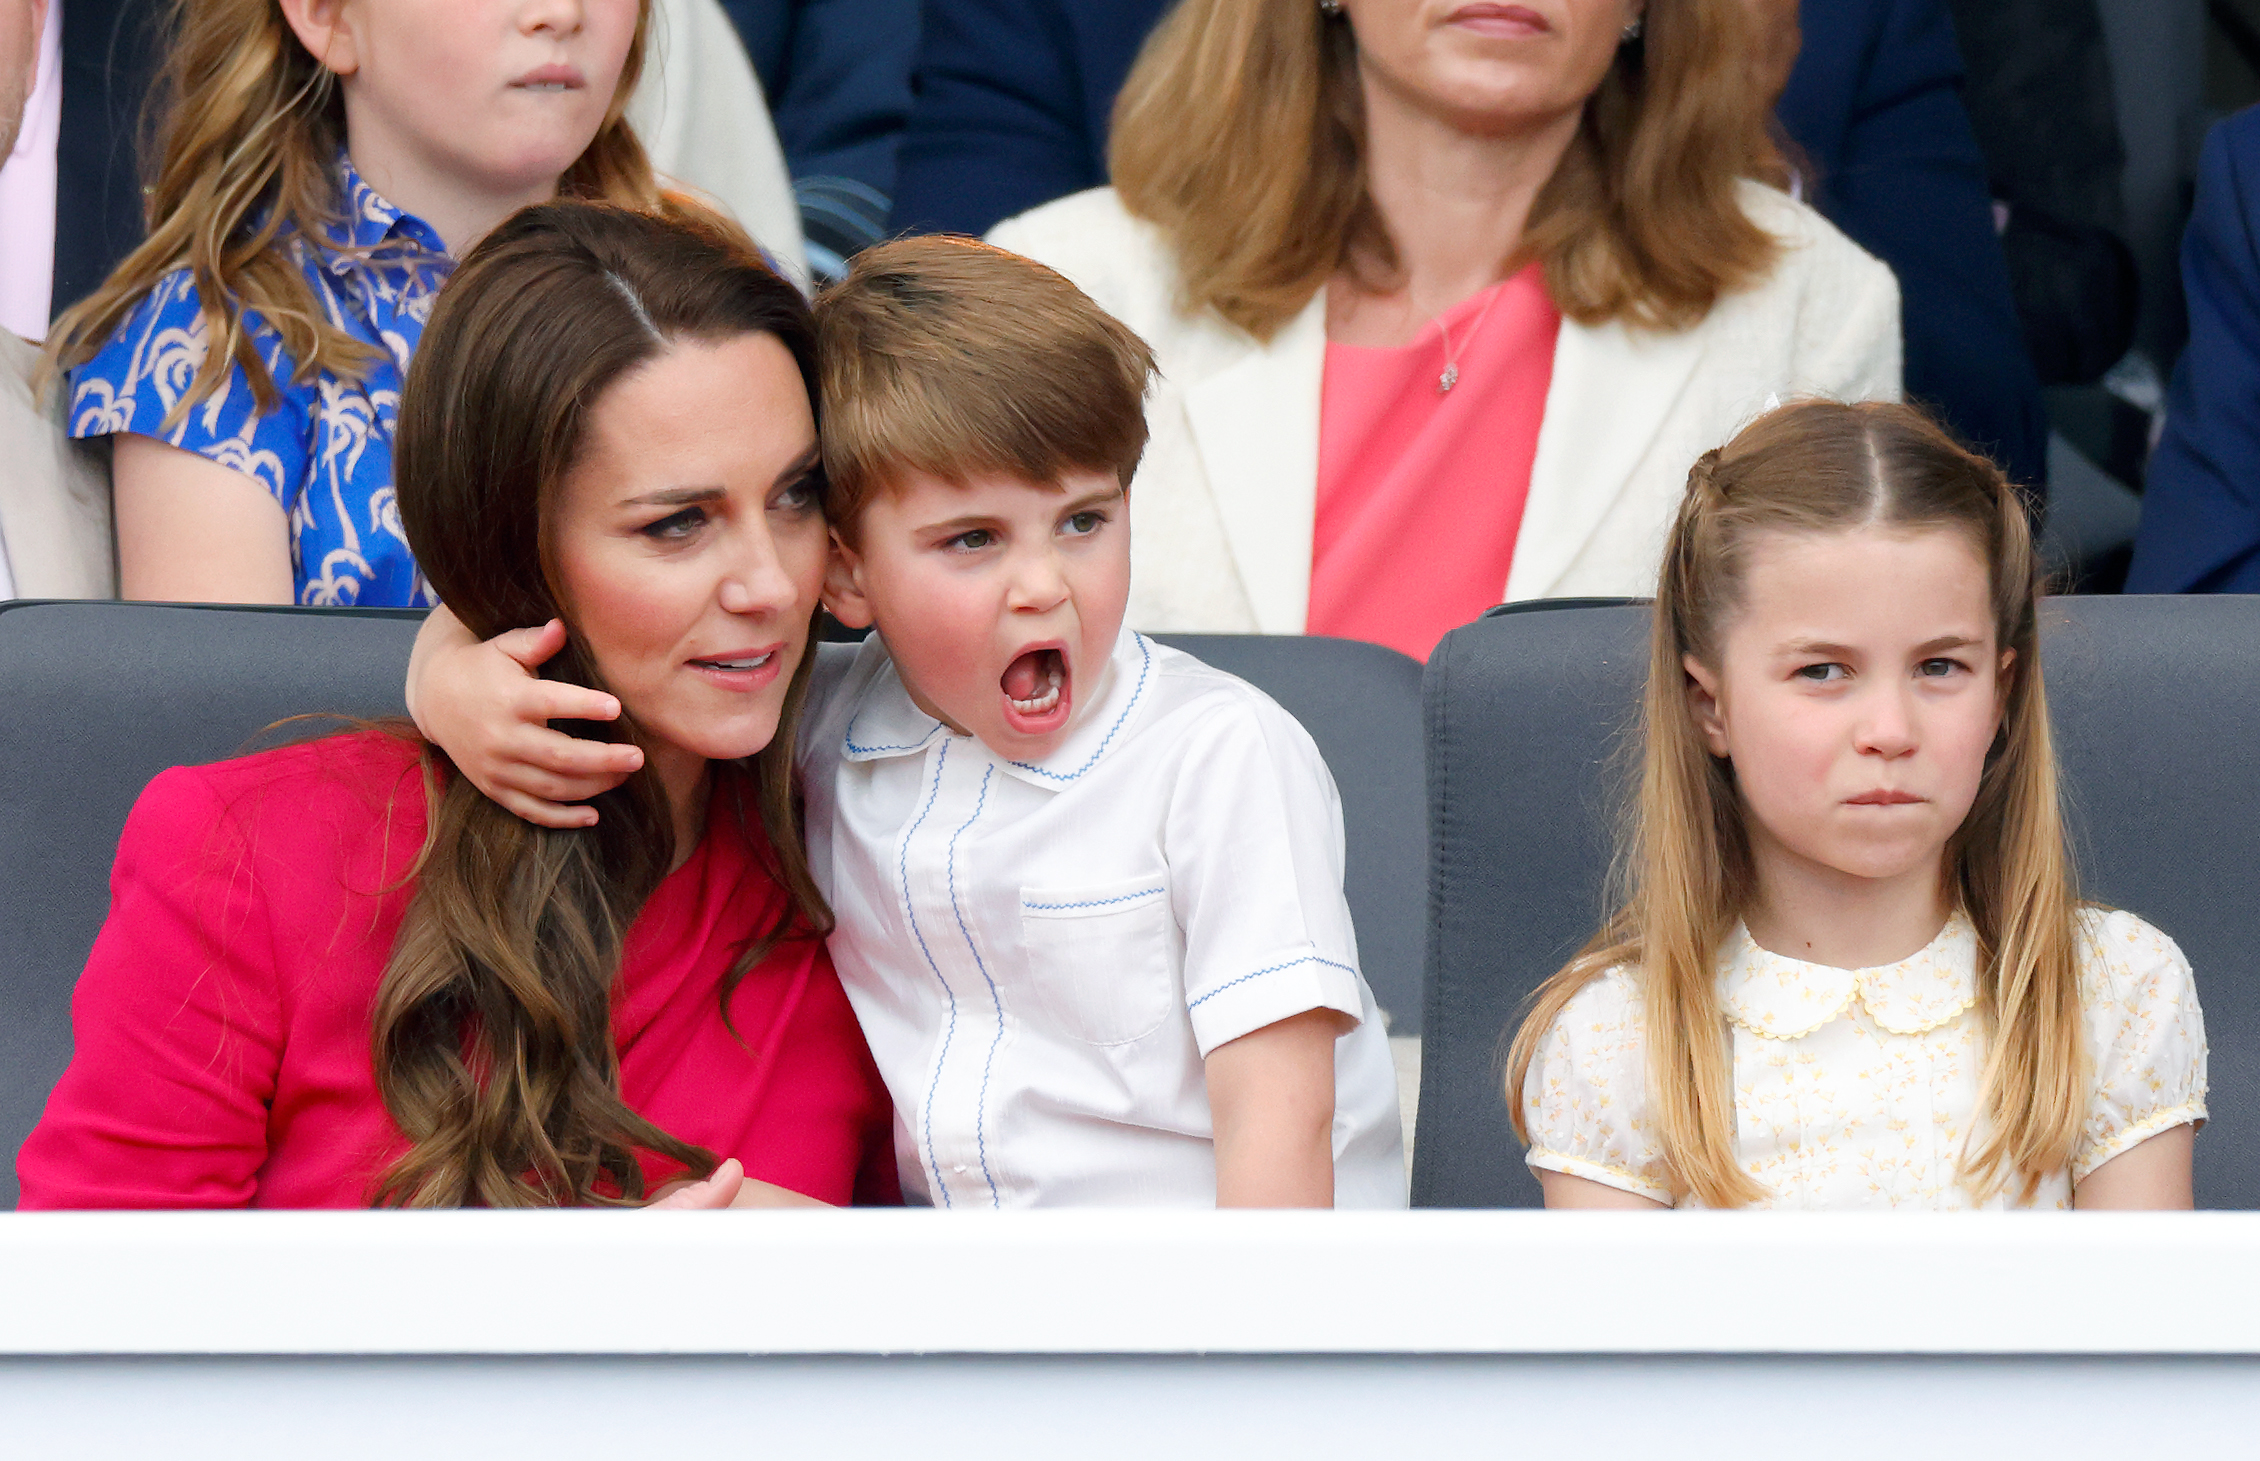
left=1108, top=0, right=1785, bottom=341
left=1505, top=400, right=2084, bottom=1207
left=44, top=0, right=658, bottom=419
left=375, top=199, right=830, bottom=1208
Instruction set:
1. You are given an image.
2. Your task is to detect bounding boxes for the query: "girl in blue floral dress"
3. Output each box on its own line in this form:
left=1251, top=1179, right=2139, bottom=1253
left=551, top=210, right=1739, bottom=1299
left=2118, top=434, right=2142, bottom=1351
left=50, top=0, right=662, bottom=606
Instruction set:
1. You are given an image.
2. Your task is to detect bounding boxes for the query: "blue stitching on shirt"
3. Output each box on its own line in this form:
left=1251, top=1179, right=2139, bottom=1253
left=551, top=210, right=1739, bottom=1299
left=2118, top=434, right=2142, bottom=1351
left=945, top=764, right=1005, bottom=1209
left=1006, top=633, right=1152, bottom=783
left=845, top=716, right=944, bottom=758
left=1186, top=954, right=1360, bottom=1009
left=1023, top=888, right=1164, bottom=912
left=900, top=739, right=957, bottom=1208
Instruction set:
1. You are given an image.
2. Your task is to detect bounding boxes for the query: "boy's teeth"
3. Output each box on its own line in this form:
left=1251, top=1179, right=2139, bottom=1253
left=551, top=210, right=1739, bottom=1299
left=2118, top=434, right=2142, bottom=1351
left=1008, top=667, right=1062, bottom=715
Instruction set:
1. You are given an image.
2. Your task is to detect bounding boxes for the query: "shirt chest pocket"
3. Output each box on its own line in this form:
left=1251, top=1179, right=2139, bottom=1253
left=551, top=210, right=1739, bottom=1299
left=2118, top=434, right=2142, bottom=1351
left=1017, top=876, right=1179, bottom=1046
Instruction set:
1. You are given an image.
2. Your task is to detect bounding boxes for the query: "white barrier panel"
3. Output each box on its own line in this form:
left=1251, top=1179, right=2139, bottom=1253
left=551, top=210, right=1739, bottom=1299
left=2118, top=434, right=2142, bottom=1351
left=3, top=1210, right=2256, bottom=1457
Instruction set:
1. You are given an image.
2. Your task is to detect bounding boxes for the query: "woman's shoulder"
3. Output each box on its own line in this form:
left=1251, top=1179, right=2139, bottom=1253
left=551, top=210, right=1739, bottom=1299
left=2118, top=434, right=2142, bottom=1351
left=986, top=187, right=1186, bottom=338
left=1729, top=180, right=1897, bottom=302
left=134, top=730, right=428, bottom=858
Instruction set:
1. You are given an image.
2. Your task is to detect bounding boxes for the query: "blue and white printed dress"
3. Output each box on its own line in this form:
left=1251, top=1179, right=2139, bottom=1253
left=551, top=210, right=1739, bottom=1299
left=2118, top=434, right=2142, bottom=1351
left=69, top=158, right=452, bottom=607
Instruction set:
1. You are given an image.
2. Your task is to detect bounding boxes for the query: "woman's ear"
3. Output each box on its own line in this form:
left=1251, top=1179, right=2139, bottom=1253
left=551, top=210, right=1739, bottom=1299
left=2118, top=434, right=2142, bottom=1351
left=1683, top=653, right=1731, bottom=758
left=820, top=527, right=875, bottom=630
left=276, top=0, right=362, bottom=78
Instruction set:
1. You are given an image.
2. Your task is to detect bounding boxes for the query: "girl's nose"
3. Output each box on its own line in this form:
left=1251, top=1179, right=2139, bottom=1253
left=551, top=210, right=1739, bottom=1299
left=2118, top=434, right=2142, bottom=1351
left=521, top=0, right=588, bottom=38
left=1854, top=683, right=1920, bottom=758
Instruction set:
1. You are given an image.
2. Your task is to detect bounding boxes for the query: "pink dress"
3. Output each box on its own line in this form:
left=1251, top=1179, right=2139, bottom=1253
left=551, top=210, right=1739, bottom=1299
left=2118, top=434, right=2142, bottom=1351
left=1310, top=264, right=1561, bottom=661
left=17, top=732, right=900, bottom=1209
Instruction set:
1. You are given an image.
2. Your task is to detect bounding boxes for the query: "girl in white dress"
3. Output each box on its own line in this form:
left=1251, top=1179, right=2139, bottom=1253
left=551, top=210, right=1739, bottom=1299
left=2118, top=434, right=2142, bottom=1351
left=1507, top=400, right=2207, bottom=1210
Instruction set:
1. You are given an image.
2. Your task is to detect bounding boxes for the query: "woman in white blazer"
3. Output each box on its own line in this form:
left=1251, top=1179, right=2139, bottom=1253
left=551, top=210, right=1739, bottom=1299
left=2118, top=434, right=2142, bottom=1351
left=988, top=0, right=1900, bottom=646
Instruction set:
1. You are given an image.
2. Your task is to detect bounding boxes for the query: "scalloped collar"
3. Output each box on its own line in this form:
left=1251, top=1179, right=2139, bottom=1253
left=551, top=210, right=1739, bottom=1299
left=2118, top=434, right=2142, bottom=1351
left=1719, top=914, right=1979, bottom=1040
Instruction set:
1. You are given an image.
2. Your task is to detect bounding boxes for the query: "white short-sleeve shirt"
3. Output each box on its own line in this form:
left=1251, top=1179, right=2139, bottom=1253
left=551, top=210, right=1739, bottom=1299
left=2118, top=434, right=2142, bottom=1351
left=1522, top=909, right=2208, bottom=1208
left=800, top=627, right=1407, bottom=1208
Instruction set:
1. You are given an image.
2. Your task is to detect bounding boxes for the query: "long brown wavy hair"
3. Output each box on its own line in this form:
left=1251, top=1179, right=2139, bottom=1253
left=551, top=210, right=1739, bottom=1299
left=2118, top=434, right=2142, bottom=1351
left=44, top=0, right=658, bottom=419
left=375, top=200, right=829, bottom=1208
left=1108, top=0, right=1785, bottom=340
left=1505, top=401, right=2085, bottom=1207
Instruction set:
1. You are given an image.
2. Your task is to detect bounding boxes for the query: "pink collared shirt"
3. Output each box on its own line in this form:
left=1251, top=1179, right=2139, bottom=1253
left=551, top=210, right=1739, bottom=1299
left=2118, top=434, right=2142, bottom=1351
left=0, top=0, right=60, bottom=341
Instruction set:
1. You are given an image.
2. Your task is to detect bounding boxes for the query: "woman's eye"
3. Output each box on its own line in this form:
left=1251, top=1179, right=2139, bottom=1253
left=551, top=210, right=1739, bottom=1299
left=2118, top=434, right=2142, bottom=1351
left=641, top=506, right=706, bottom=540
left=772, top=480, right=821, bottom=514
left=1794, top=662, right=1848, bottom=683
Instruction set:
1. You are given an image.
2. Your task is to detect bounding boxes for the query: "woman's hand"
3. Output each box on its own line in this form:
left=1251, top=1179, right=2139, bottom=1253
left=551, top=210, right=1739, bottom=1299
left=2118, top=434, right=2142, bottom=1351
left=646, top=1159, right=830, bottom=1209
left=406, top=606, right=643, bottom=828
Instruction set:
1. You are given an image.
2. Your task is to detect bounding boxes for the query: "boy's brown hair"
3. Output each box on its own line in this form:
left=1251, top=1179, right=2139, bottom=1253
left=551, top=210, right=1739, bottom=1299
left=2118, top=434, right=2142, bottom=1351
left=813, top=237, right=1157, bottom=544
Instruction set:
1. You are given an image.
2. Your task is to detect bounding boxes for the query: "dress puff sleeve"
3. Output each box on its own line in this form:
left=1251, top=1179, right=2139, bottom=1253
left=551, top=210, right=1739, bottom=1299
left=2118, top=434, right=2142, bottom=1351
left=65, top=267, right=311, bottom=511
left=1521, top=967, right=1673, bottom=1204
left=2073, top=909, right=2209, bottom=1183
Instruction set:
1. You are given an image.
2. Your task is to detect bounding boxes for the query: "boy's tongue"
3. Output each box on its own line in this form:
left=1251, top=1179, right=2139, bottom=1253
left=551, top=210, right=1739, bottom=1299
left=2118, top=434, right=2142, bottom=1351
left=1002, top=648, right=1057, bottom=701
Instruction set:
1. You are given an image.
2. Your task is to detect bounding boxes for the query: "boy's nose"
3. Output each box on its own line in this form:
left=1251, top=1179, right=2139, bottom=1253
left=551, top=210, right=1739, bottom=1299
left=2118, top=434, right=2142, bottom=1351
left=1006, top=548, right=1071, bottom=612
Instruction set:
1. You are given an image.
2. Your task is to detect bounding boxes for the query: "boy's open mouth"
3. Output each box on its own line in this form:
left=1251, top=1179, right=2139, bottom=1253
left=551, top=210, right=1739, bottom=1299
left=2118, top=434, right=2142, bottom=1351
left=1000, top=645, right=1071, bottom=734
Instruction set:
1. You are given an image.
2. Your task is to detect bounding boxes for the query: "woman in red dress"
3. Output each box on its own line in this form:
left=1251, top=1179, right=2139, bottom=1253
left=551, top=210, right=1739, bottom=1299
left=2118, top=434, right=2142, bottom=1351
left=17, top=201, right=896, bottom=1210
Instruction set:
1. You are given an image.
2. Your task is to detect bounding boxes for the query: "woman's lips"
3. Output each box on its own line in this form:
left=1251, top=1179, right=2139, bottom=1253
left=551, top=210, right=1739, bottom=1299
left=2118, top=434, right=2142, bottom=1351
left=687, top=645, right=783, bottom=693
left=1845, top=789, right=1925, bottom=806
left=1446, top=3, right=1551, bottom=36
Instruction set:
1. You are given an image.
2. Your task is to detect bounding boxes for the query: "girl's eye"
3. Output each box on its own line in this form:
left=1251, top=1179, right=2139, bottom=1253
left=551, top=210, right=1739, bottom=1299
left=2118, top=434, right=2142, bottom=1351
left=1918, top=658, right=1964, bottom=678
left=641, top=506, right=706, bottom=540
left=947, top=529, right=995, bottom=552
left=1062, top=510, right=1106, bottom=536
left=1794, top=662, right=1848, bottom=683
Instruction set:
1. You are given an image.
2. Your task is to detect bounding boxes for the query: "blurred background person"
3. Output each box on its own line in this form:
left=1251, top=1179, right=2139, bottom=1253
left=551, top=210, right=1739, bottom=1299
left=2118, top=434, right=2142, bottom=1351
left=893, top=0, right=2041, bottom=505
left=0, top=0, right=110, bottom=600
left=985, top=0, right=1900, bottom=658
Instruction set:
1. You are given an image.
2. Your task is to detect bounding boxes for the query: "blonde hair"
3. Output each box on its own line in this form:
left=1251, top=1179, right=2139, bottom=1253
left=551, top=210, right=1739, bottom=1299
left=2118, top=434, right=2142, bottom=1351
left=1108, top=0, right=1785, bottom=341
left=45, top=0, right=659, bottom=420
left=813, top=235, right=1156, bottom=545
left=1504, top=400, right=2085, bottom=1207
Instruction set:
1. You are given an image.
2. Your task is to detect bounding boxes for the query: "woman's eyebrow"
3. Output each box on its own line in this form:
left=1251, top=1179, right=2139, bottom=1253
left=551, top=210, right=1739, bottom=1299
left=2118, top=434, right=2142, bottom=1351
left=770, top=446, right=822, bottom=487
left=621, top=486, right=725, bottom=508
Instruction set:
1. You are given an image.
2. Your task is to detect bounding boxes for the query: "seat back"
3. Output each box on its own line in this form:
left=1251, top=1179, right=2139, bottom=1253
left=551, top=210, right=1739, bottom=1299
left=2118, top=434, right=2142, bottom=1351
left=1157, top=634, right=1428, bottom=1034
left=0, top=602, right=424, bottom=1208
left=1414, top=596, right=2260, bottom=1209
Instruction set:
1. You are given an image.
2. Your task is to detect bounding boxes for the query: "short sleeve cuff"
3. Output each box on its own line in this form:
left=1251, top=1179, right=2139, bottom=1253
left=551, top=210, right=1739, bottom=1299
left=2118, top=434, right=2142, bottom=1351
left=1185, top=948, right=1362, bottom=1058
left=2072, top=1100, right=2210, bottom=1183
left=1526, top=1147, right=1674, bottom=1205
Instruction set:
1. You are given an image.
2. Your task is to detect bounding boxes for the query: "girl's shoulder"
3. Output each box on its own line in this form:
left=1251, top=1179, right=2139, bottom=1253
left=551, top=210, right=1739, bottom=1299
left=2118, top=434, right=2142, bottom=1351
left=1535, top=963, right=1648, bottom=1060
left=2074, top=906, right=2199, bottom=1004
left=66, top=265, right=309, bottom=447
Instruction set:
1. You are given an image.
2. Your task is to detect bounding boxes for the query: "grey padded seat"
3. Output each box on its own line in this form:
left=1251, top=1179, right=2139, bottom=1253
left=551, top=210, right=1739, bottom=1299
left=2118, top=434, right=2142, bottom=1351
left=0, top=606, right=1426, bottom=1206
left=1414, top=596, right=2260, bottom=1209
left=0, top=602, right=425, bottom=1209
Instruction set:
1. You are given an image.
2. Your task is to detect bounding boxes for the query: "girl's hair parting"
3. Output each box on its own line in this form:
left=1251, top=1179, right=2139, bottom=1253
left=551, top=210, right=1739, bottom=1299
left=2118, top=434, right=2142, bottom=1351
left=1108, top=0, right=1785, bottom=341
left=44, top=0, right=659, bottom=419
left=375, top=198, right=828, bottom=1208
left=1504, top=399, right=2084, bottom=1208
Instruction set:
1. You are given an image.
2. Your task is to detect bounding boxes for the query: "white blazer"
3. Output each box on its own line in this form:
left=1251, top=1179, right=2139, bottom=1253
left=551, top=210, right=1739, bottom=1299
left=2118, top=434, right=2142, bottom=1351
left=628, top=0, right=809, bottom=285
left=0, top=332, right=112, bottom=599
left=989, top=184, right=1902, bottom=634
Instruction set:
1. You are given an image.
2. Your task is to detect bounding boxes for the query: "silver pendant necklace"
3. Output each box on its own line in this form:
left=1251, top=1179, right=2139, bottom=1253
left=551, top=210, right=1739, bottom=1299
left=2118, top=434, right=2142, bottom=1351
left=1432, top=282, right=1505, bottom=395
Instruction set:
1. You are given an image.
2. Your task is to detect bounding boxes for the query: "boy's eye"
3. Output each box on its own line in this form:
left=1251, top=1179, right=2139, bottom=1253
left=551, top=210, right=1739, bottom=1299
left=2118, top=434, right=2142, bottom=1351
left=946, top=528, right=995, bottom=551
left=641, top=506, right=706, bottom=540
left=1794, top=662, right=1848, bottom=683
left=1062, top=510, right=1106, bottom=536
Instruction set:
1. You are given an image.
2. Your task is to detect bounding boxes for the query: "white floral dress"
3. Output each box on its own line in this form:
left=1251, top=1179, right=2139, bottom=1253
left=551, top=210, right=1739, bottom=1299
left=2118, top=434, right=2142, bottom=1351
left=1522, top=909, right=2207, bottom=1208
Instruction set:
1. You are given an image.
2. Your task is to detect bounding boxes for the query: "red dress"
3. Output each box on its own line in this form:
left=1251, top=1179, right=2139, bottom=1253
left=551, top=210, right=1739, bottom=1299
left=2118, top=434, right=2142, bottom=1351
left=15, top=732, right=898, bottom=1209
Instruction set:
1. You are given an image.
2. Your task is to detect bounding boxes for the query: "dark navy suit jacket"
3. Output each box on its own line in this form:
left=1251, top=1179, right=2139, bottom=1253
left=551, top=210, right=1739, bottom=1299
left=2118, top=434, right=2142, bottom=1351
left=2126, top=108, right=2260, bottom=594
left=891, top=0, right=2048, bottom=490
left=51, top=0, right=162, bottom=321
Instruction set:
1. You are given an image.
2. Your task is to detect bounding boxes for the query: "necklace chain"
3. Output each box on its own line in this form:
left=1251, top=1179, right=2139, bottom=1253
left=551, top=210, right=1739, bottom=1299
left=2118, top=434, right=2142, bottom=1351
left=1432, top=282, right=1506, bottom=395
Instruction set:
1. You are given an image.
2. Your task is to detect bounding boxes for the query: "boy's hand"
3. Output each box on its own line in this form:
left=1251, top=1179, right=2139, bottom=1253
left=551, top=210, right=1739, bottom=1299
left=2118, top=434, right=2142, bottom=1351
left=406, top=607, right=642, bottom=828
left=1204, top=1007, right=1350, bottom=1208
left=645, top=1159, right=831, bottom=1209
